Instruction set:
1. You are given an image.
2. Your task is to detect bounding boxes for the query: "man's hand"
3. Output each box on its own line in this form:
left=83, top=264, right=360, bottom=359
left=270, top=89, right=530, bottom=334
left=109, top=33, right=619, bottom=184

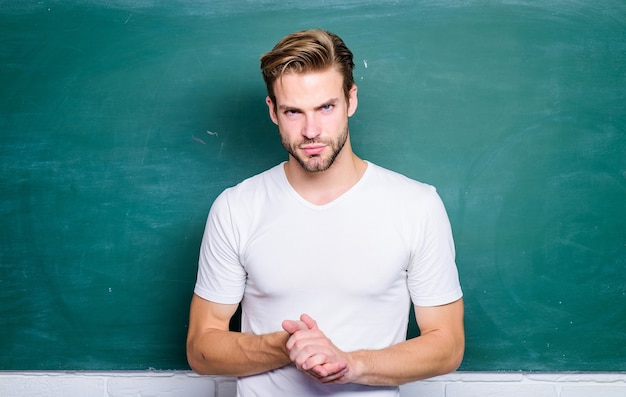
left=282, top=314, right=351, bottom=384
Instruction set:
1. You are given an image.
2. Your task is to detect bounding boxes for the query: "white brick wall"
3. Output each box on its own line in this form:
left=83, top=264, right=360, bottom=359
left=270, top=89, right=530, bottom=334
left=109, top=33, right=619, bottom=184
left=0, top=371, right=624, bottom=396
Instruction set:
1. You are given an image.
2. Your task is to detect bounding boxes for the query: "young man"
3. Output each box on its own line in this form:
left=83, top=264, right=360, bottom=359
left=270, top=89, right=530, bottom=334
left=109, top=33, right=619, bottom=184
left=187, top=29, right=464, bottom=396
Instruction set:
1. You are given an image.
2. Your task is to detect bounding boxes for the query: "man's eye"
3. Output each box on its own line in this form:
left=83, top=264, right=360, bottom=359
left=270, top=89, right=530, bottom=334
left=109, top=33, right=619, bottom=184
left=284, top=109, right=299, bottom=115
left=321, top=104, right=334, bottom=111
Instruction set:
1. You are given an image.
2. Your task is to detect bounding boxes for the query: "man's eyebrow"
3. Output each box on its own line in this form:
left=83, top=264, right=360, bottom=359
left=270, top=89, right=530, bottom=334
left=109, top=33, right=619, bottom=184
left=277, top=104, right=300, bottom=111
left=278, top=98, right=340, bottom=112
left=315, top=98, right=339, bottom=110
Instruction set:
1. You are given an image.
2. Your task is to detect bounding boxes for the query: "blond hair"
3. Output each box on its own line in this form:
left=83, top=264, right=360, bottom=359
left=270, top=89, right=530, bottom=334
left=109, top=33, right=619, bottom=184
left=260, top=29, right=355, bottom=103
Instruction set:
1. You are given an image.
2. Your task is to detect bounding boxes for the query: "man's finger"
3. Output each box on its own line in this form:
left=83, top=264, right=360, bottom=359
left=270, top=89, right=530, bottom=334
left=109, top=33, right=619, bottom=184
left=314, top=362, right=349, bottom=383
left=282, top=319, right=307, bottom=334
left=300, top=313, right=319, bottom=330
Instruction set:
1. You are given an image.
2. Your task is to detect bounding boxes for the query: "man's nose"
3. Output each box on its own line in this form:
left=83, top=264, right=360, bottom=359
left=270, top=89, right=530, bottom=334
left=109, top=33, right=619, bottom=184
left=302, top=113, right=321, bottom=139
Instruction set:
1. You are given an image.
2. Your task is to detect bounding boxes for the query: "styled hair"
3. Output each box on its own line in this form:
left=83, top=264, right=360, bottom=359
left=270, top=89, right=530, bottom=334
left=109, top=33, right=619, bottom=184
left=260, top=29, right=355, bottom=104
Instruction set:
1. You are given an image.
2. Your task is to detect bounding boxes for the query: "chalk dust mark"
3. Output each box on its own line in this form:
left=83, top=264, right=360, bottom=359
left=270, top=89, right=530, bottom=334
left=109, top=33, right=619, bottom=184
left=206, top=130, right=218, bottom=136
left=192, top=136, right=206, bottom=145
left=140, top=131, right=150, bottom=166
left=124, top=14, right=133, bottom=24
left=193, top=49, right=208, bottom=75
left=150, top=51, right=180, bottom=100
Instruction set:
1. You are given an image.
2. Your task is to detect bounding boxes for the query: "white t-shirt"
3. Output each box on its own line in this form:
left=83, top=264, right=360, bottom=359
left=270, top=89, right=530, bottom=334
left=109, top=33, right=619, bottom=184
left=194, top=161, right=462, bottom=397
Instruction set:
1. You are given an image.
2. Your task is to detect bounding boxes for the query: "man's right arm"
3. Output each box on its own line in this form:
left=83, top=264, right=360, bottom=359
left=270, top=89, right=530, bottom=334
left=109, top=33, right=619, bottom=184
left=186, top=294, right=292, bottom=376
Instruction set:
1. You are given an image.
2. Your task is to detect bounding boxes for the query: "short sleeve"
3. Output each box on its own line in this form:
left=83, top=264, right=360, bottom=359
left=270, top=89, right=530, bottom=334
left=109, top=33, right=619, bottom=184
left=407, top=188, right=463, bottom=306
left=194, top=190, right=247, bottom=304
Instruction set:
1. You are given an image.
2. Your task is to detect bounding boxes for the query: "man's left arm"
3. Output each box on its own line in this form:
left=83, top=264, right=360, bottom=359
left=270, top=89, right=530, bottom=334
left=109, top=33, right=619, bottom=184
left=285, top=298, right=464, bottom=386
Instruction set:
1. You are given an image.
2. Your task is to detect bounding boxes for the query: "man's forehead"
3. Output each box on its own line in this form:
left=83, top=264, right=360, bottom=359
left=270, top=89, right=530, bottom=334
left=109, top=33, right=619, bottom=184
left=273, top=69, right=344, bottom=105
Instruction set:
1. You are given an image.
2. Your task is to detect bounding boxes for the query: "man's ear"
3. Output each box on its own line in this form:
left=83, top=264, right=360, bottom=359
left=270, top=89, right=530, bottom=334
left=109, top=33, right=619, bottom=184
left=347, top=84, right=358, bottom=117
left=266, top=96, right=278, bottom=125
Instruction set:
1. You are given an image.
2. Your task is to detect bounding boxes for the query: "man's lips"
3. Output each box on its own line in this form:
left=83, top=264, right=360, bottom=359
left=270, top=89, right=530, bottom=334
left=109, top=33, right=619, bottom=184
left=301, top=145, right=326, bottom=156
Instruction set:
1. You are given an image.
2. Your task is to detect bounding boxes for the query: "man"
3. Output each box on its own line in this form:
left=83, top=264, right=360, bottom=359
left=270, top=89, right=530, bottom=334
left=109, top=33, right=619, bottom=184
left=187, top=29, right=464, bottom=396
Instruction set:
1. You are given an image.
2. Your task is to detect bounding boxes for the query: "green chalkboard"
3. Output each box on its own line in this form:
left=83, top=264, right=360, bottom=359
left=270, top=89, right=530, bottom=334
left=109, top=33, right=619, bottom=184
left=1, top=1, right=625, bottom=371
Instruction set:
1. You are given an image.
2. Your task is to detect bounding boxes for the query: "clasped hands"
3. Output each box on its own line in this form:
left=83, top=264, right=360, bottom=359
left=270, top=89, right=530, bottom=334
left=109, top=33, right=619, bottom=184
left=282, top=314, right=352, bottom=384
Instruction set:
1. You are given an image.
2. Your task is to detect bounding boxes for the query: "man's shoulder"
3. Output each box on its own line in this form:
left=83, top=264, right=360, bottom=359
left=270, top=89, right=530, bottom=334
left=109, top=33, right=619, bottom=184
left=214, top=163, right=285, bottom=207
left=366, top=161, right=436, bottom=195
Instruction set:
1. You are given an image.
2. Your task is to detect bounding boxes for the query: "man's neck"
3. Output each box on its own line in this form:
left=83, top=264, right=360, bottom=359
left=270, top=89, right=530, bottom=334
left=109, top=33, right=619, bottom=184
left=284, top=148, right=367, bottom=206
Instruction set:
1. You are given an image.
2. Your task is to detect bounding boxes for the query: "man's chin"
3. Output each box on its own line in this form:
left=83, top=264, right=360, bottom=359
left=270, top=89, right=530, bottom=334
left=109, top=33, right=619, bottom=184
left=301, top=156, right=332, bottom=173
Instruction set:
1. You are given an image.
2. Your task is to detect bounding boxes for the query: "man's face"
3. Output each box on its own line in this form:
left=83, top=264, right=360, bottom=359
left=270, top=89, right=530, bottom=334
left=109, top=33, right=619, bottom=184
left=266, top=68, right=358, bottom=173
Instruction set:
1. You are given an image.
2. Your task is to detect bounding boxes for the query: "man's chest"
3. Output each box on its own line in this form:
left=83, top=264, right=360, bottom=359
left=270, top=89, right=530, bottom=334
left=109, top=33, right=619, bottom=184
left=241, top=207, right=411, bottom=299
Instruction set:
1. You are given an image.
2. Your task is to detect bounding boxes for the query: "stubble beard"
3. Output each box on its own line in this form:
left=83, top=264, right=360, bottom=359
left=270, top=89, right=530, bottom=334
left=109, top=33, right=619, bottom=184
left=282, top=126, right=349, bottom=173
